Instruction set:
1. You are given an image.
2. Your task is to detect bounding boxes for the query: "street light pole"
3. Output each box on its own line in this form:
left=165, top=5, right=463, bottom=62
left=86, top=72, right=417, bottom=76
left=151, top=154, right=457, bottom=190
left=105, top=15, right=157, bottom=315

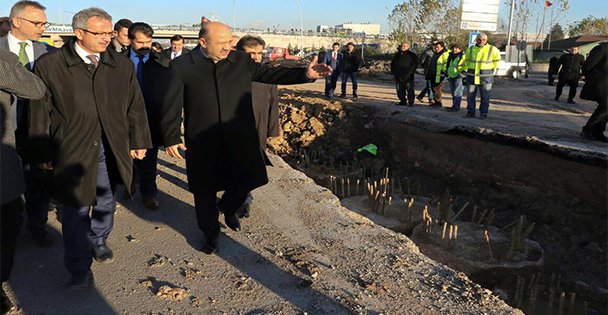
left=232, top=0, right=236, bottom=29
left=294, top=0, right=304, bottom=52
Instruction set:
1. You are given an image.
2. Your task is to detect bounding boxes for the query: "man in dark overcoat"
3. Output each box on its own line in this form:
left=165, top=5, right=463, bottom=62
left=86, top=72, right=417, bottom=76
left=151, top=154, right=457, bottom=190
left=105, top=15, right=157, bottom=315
left=580, top=42, right=608, bottom=143
left=162, top=22, right=331, bottom=254
left=235, top=35, right=280, bottom=218
left=555, top=46, right=585, bottom=104
left=28, top=8, right=151, bottom=289
left=391, top=42, right=418, bottom=106
left=125, top=22, right=169, bottom=209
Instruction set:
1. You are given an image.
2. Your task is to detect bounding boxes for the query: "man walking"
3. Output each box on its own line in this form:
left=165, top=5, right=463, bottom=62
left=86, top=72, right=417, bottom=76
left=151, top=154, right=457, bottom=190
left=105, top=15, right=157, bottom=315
left=160, top=34, right=190, bottom=65
left=0, top=48, right=46, bottom=313
left=390, top=42, right=417, bottom=106
left=340, top=42, right=363, bottom=98
left=126, top=22, right=169, bottom=209
left=29, top=7, right=151, bottom=289
left=109, top=18, right=131, bottom=53
left=322, top=42, right=342, bottom=98
left=1, top=0, right=55, bottom=247
left=555, top=47, right=585, bottom=104
left=235, top=35, right=280, bottom=218
left=580, top=42, right=607, bottom=143
left=462, top=33, right=500, bottom=119
left=162, top=22, right=331, bottom=254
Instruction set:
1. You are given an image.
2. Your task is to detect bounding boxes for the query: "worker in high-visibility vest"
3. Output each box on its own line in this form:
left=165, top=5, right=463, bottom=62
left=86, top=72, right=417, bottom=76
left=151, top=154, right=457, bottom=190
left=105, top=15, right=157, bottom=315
left=462, top=33, right=501, bottom=119
left=445, top=44, right=466, bottom=112
left=430, top=41, right=450, bottom=108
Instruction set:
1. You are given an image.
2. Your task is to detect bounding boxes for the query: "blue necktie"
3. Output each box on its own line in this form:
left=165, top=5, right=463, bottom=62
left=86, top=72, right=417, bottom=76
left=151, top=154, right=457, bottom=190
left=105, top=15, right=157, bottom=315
left=136, top=55, right=144, bottom=90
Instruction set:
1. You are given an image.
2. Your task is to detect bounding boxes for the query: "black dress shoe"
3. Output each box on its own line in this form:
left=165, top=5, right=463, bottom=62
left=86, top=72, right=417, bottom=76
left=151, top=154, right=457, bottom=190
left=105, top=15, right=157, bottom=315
left=201, top=238, right=218, bottom=255
left=463, top=113, right=475, bottom=118
left=581, top=129, right=594, bottom=141
left=445, top=108, right=460, bottom=112
left=142, top=196, right=159, bottom=209
left=593, top=132, right=608, bottom=143
left=91, top=242, right=115, bottom=263
left=1, top=287, right=14, bottom=314
left=567, top=99, right=576, bottom=104
left=30, top=227, right=53, bottom=247
left=66, top=270, right=94, bottom=291
left=237, top=202, right=251, bottom=219
left=224, top=213, right=241, bottom=231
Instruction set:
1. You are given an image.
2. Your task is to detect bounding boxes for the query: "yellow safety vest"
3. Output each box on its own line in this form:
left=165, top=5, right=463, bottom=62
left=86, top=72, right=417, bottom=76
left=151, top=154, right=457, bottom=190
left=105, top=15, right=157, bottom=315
left=463, top=44, right=500, bottom=85
left=434, top=50, right=451, bottom=83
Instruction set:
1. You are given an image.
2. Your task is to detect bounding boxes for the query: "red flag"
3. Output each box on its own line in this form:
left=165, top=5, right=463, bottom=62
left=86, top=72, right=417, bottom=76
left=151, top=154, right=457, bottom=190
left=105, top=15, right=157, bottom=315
left=545, top=0, right=553, bottom=7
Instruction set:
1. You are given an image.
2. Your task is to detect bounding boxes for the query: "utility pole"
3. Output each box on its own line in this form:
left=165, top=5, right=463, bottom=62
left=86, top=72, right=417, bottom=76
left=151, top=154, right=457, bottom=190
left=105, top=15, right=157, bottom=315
left=506, top=0, right=516, bottom=61
left=232, top=0, right=236, bottom=29
left=548, top=9, right=553, bottom=50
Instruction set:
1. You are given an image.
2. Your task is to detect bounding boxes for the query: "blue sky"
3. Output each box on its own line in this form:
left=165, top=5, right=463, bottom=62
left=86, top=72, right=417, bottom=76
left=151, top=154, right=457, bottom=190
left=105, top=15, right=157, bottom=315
left=1, top=0, right=605, bottom=34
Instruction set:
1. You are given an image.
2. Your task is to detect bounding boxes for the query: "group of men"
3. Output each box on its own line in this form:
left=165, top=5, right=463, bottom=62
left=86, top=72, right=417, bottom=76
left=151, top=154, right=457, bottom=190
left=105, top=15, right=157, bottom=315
left=391, top=33, right=501, bottom=120
left=320, top=41, right=364, bottom=99
left=390, top=34, right=607, bottom=141
left=0, top=1, right=332, bottom=310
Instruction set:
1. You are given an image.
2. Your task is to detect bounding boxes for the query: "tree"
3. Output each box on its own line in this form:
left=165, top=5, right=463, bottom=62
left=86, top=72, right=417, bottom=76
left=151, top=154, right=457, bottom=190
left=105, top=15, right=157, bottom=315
left=543, top=23, right=565, bottom=44
left=568, top=16, right=608, bottom=36
left=387, top=0, right=468, bottom=48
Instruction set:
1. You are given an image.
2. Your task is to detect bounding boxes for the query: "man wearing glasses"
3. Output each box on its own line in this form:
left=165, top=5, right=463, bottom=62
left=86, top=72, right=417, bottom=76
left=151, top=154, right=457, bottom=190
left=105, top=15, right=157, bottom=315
left=0, top=1, right=56, bottom=248
left=29, top=7, right=151, bottom=290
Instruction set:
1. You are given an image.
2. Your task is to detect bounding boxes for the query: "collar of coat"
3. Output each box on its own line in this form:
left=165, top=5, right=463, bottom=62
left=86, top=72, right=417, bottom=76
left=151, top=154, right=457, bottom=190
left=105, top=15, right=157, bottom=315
left=62, top=37, right=118, bottom=68
left=189, top=45, right=238, bottom=65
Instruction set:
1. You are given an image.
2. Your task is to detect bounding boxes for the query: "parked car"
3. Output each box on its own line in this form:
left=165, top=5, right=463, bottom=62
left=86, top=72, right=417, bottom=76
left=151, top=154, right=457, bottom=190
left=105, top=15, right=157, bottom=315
left=496, top=52, right=527, bottom=79
left=265, top=47, right=302, bottom=61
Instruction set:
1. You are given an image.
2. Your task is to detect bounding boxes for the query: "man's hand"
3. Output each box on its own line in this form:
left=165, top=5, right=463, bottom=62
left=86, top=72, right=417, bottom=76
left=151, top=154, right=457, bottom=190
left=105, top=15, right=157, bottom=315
left=166, top=143, right=187, bottom=160
left=306, top=55, right=332, bottom=79
left=130, top=149, right=147, bottom=160
left=39, top=162, right=54, bottom=171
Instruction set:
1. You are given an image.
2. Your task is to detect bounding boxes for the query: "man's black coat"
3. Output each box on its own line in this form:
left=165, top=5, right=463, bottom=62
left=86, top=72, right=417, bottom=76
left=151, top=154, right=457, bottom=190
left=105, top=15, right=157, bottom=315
left=580, top=42, right=608, bottom=103
left=162, top=48, right=310, bottom=194
left=557, top=52, right=585, bottom=81
left=29, top=38, right=152, bottom=207
left=390, top=49, right=418, bottom=81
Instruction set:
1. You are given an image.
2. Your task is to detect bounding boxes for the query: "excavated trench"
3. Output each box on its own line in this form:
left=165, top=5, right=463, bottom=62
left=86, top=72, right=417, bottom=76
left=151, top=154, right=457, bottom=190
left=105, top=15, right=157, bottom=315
left=269, top=89, right=607, bottom=315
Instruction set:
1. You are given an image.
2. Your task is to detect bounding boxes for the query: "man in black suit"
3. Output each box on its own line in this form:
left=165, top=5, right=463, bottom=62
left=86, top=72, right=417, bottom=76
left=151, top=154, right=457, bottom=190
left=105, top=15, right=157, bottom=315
left=109, top=18, right=131, bottom=53
left=162, top=22, right=331, bottom=254
left=126, top=22, right=169, bottom=209
left=160, top=34, right=190, bottom=65
left=580, top=42, right=608, bottom=143
left=555, top=46, right=585, bottom=104
left=0, top=0, right=55, bottom=247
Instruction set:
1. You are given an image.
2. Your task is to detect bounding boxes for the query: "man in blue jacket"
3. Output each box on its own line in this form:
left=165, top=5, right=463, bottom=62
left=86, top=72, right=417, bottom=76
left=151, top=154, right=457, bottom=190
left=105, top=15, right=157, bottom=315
left=322, top=42, right=342, bottom=98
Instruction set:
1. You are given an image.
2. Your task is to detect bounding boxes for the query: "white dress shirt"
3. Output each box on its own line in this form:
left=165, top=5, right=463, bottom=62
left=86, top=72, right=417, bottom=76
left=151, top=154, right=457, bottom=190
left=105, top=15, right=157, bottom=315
left=171, top=50, right=182, bottom=60
left=74, top=41, right=100, bottom=64
left=7, top=31, right=34, bottom=69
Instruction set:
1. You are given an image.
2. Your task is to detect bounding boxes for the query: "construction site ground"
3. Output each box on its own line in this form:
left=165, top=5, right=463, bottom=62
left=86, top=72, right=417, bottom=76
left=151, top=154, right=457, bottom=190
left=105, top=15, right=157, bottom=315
left=4, top=72, right=605, bottom=315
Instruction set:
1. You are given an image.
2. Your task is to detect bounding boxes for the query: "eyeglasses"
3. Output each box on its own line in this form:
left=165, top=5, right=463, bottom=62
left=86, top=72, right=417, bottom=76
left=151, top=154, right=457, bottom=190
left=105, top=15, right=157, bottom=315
left=80, top=29, right=113, bottom=38
left=17, top=17, right=50, bottom=28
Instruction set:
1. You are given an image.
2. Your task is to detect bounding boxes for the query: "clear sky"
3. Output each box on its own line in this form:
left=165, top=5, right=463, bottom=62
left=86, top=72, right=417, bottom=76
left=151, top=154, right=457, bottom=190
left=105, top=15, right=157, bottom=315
left=1, top=0, right=605, bottom=34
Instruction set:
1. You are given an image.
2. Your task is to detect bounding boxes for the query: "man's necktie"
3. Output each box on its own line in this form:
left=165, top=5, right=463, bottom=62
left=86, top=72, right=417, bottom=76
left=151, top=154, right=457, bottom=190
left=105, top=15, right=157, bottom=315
left=86, top=55, right=99, bottom=68
left=333, top=52, right=336, bottom=61
left=136, top=55, right=145, bottom=90
left=18, top=42, right=30, bottom=70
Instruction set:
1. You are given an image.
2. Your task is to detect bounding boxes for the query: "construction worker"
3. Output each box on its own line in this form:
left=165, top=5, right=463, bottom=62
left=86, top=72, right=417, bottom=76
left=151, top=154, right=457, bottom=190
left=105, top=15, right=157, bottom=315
left=462, top=33, right=500, bottom=119
left=445, top=44, right=466, bottom=112
left=430, top=41, right=450, bottom=108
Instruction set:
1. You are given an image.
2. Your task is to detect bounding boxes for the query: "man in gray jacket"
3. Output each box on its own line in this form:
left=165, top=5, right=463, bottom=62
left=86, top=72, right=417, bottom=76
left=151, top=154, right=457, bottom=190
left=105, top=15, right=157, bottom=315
left=0, top=0, right=55, bottom=247
left=0, top=48, right=46, bottom=314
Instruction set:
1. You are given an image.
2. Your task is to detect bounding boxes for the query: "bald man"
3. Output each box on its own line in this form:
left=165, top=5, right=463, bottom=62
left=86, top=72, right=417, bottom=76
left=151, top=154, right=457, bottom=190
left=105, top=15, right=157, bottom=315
left=162, top=22, right=331, bottom=254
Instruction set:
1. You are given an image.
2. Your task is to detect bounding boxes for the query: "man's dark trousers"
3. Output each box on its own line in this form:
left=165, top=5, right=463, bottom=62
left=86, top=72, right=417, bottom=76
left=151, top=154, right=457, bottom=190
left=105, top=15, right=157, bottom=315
left=193, top=187, right=248, bottom=242
left=61, top=141, right=116, bottom=276
left=22, top=164, right=50, bottom=231
left=556, top=79, right=579, bottom=101
left=1, top=198, right=24, bottom=282
left=396, top=77, right=415, bottom=105
left=133, top=146, right=158, bottom=198
left=325, top=71, right=340, bottom=97
left=583, top=95, right=608, bottom=137
left=341, top=72, right=358, bottom=96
